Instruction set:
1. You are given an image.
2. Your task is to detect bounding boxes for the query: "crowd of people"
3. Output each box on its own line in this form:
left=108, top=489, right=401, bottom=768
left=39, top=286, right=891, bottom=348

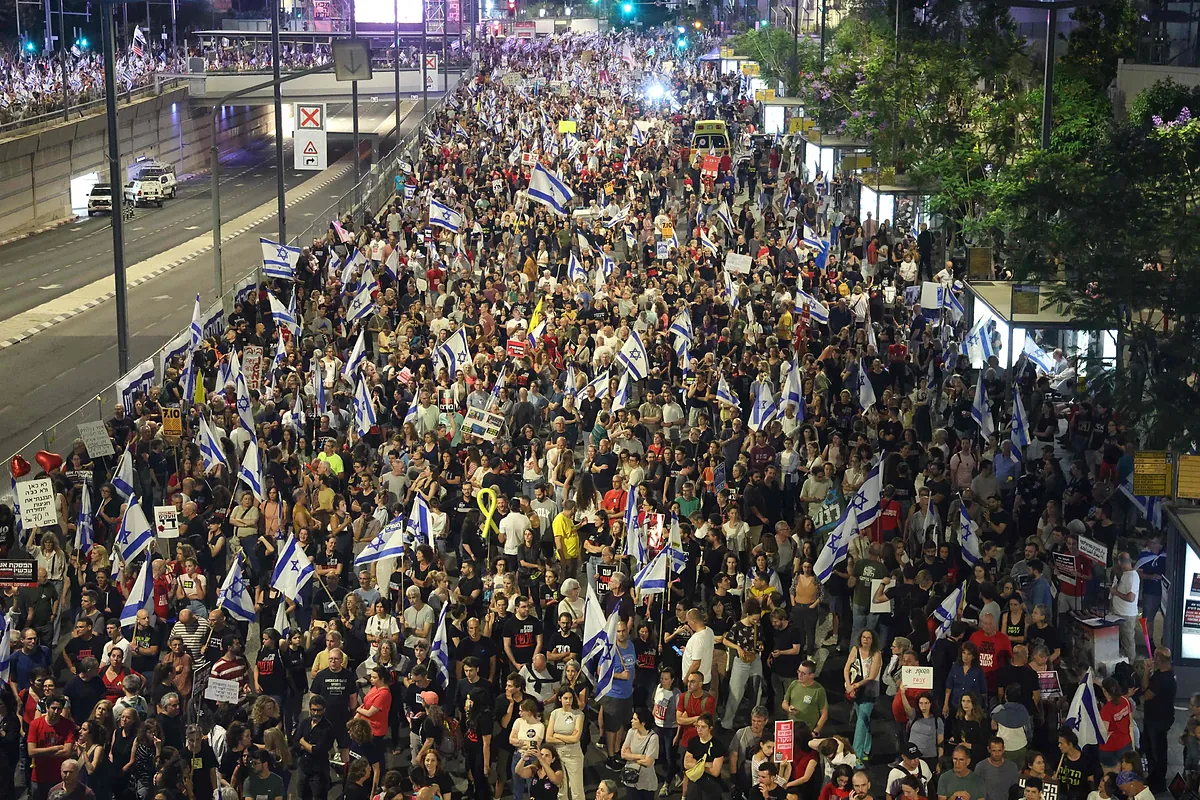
left=0, top=24, right=1189, bottom=800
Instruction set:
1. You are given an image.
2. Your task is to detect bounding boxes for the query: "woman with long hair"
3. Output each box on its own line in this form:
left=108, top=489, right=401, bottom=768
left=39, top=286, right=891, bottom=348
left=546, top=687, right=585, bottom=800
left=131, top=716, right=163, bottom=800
left=946, top=692, right=989, bottom=767
left=943, top=641, right=986, bottom=718
left=514, top=744, right=563, bottom=800
left=901, top=692, right=944, bottom=766
left=411, top=750, right=455, bottom=800
left=249, top=695, right=282, bottom=744
left=843, top=628, right=882, bottom=766
left=620, top=707, right=660, bottom=800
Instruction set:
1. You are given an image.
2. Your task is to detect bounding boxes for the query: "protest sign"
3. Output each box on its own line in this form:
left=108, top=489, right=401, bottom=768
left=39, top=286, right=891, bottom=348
left=774, top=720, right=794, bottom=762
left=204, top=678, right=241, bottom=704
left=17, top=478, right=57, bottom=527
left=77, top=421, right=115, bottom=457
left=463, top=407, right=504, bottom=441
left=902, top=666, right=934, bottom=691
left=155, top=506, right=179, bottom=539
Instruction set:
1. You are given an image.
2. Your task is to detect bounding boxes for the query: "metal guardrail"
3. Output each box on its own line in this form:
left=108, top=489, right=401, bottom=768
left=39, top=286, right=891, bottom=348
left=1, top=73, right=462, bottom=471
left=0, top=79, right=184, bottom=139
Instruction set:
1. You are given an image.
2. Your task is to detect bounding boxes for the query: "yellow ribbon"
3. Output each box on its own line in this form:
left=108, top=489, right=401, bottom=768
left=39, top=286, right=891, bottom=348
left=477, top=487, right=499, bottom=539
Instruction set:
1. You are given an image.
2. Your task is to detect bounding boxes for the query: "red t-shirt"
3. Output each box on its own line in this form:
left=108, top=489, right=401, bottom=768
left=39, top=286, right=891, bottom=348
left=968, top=631, right=1013, bottom=692
left=892, top=687, right=924, bottom=722
left=28, top=714, right=77, bottom=783
left=153, top=575, right=172, bottom=620
left=676, top=691, right=717, bottom=748
left=361, top=685, right=393, bottom=738
left=1099, top=696, right=1133, bottom=752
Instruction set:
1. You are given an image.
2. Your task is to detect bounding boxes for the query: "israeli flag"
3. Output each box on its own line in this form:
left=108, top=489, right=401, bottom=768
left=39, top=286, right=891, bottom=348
left=268, top=292, right=300, bottom=337
left=346, top=277, right=378, bottom=324
left=959, top=501, right=982, bottom=566
left=198, top=416, right=229, bottom=474
left=0, top=610, right=11, bottom=682
left=582, top=582, right=609, bottom=665
left=234, top=274, right=257, bottom=306
left=189, top=294, right=204, bottom=350
left=716, top=374, right=740, bottom=409
left=455, top=121, right=469, bottom=139
left=802, top=224, right=824, bottom=249
left=700, top=229, right=719, bottom=255
left=625, top=227, right=637, bottom=251
left=218, top=348, right=242, bottom=393
left=675, top=338, right=691, bottom=377
left=1011, top=387, right=1031, bottom=450
left=430, top=199, right=464, bottom=233
left=384, top=246, right=401, bottom=281
left=601, top=251, right=616, bottom=278
left=204, top=302, right=226, bottom=340
left=408, top=493, right=435, bottom=547
left=1065, top=669, right=1109, bottom=747
left=354, top=377, right=377, bottom=436
left=355, top=514, right=409, bottom=566
left=1119, top=477, right=1165, bottom=530
left=815, top=506, right=857, bottom=583
left=971, top=374, right=995, bottom=437
left=271, top=534, right=316, bottom=602
left=273, top=601, right=290, bottom=637
left=714, top=202, right=735, bottom=235
left=119, top=558, right=154, bottom=627
left=1023, top=334, right=1057, bottom=373
left=604, top=205, right=629, bottom=229
left=528, top=163, right=575, bottom=216
left=748, top=381, right=778, bottom=432
left=112, top=450, right=135, bottom=499
left=568, top=252, right=587, bottom=282
left=943, top=288, right=966, bottom=322
left=783, top=360, right=805, bottom=419
left=216, top=555, right=257, bottom=623
left=964, top=320, right=995, bottom=366
left=592, top=610, right=624, bottom=700
left=272, top=326, right=287, bottom=374
left=488, top=366, right=508, bottom=412
left=617, top=330, right=650, bottom=380
left=261, top=237, right=300, bottom=280
left=403, top=399, right=418, bottom=426
left=932, top=580, right=967, bottom=640
left=343, top=330, right=367, bottom=381
left=76, top=481, right=94, bottom=555
left=114, top=496, right=154, bottom=564
left=847, top=461, right=884, bottom=526
left=312, top=359, right=327, bottom=416
left=235, top=372, right=256, bottom=435
left=563, top=365, right=578, bottom=397
left=430, top=604, right=452, bottom=681
left=633, top=549, right=669, bottom=596
left=611, top=371, right=632, bottom=413
left=437, top=328, right=473, bottom=377
left=527, top=317, right=547, bottom=351
left=857, top=360, right=877, bottom=410
left=340, top=251, right=360, bottom=288
left=237, top=440, right=265, bottom=502
left=669, top=311, right=693, bottom=344
left=632, top=122, right=646, bottom=147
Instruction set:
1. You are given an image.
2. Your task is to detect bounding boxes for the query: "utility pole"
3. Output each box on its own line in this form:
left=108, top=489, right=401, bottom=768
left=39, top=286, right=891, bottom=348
left=101, top=1, right=130, bottom=374
left=394, top=0, right=400, bottom=149
left=422, top=5, right=428, bottom=111
left=351, top=0, right=361, bottom=209
left=272, top=0, right=286, bottom=243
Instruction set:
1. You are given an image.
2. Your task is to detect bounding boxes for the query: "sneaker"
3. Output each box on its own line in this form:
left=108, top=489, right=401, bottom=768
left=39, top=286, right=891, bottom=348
left=658, top=786, right=669, bottom=797
left=672, top=776, right=683, bottom=789
left=606, top=756, right=622, bottom=772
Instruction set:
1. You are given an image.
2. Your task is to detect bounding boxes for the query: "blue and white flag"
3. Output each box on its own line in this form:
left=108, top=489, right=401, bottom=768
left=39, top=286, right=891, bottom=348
left=403, top=399, right=418, bottom=426
left=971, top=374, right=995, bottom=437
left=623, top=484, right=643, bottom=560
left=437, top=328, right=472, bottom=377
left=601, top=251, right=616, bottom=278
left=633, top=549, right=669, bottom=596
left=857, top=360, right=877, bottom=410
left=1118, top=477, right=1164, bottom=530
left=272, top=327, right=287, bottom=374
left=216, top=555, right=257, bottom=622
left=669, top=311, right=693, bottom=344
left=1065, top=669, right=1109, bottom=747
left=716, top=374, right=740, bottom=409
left=343, top=331, right=367, bottom=382
left=119, top=558, right=154, bottom=627
left=1011, top=387, right=1031, bottom=450
left=488, top=366, right=507, bottom=412
left=203, top=300, right=226, bottom=340
left=114, top=496, right=154, bottom=564
left=112, top=450, right=135, bottom=499
left=528, top=163, right=575, bottom=215
left=700, top=229, right=719, bottom=255
left=631, top=122, right=646, bottom=147
left=724, top=269, right=739, bottom=309
left=568, top=252, right=587, bottom=282
left=271, top=533, right=315, bottom=601
left=409, top=493, right=434, bottom=547
left=932, top=580, right=967, bottom=640
left=273, top=600, right=290, bottom=636
left=354, top=376, right=377, bottom=436
left=617, top=331, right=649, bottom=380
left=235, top=372, right=256, bottom=435
left=384, top=246, right=401, bottom=281
left=237, top=440, right=265, bottom=502
left=959, top=501, right=982, bottom=566
left=582, top=583, right=609, bottom=665
left=584, top=369, right=610, bottom=400
left=714, top=202, right=734, bottom=235
left=313, top=360, right=327, bottom=416
left=261, top=237, right=300, bottom=280
left=76, top=481, right=94, bottom=555
left=0, top=609, right=11, bottom=682
left=942, top=287, right=966, bottom=322
left=198, top=416, right=229, bottom=474
left=675, top=338, right=691, bottom=377
left=802, top=224, right=824, bottom=249
left=963, top=320, right=995, bottom=365
left=1022, top=334, right=1057, bottom=373
left=218, top=348, right=242, bottom=393
left=563, top=365, right=578, bottom=397
left=815, top=506, right=857, bottom=583
left=430, top=604, right=452, bottom=681
left=355, top=514, right=409, bottom=566
left=794, top=287, right=830, bottom=324
left=783, top=360, right=805, bottom=419
left=526, top=316, right=547, bottom=351
left=592, top=610, right=624, bottom=700
left=625, top=227, right=637, bottom=251
left=611, top=372, right=632, bottom=413
left=847, top=462, right=883, bottom=525
left=189, top=294, right=204, bottom=350
left=268, top=292, right=300, bottom=337
left=748, top=381, right=778, bottom=432
left=429, top=199, right=464, bottom=233
left=346, top=276, right=378, bottom=324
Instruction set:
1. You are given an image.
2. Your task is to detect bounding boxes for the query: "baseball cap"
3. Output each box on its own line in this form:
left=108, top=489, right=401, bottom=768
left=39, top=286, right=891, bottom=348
left=904, top=743, right=922, bottom=759
left=419, top=690, right=439, bottom=707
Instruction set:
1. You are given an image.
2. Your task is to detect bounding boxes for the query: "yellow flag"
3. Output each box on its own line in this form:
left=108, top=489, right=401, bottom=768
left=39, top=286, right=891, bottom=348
left=528, top=296, right=544, bottom=334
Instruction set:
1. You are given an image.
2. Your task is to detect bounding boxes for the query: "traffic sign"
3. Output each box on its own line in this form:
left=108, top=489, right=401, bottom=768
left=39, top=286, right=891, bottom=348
left=294, top=130, right=328, bottom=171
left=424, top=54, right=439, bottom=71
left=295, top=103, right=325, bottom=130
left=1133, top=450, right=1172, bottom=497
left=333, top=39, right=372, bottom=82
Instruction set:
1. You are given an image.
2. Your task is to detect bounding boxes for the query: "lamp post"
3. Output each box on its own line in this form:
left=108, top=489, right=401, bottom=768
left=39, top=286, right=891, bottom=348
left=271, top=0, right=286, bottom=243
left=100, top=0, right=129, bottom=374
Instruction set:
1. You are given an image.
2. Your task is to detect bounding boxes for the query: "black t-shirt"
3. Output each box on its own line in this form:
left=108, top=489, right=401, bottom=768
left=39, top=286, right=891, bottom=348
left=455, top=677, right=494, bottom=723
left=686, top=735, right=726, bottom=782
left=770, top=622, right=803, bottom=677
left=309, top=667, right=356, bottom=723
left=186, top=743, right=219, bottom=800
left=502, top=615, right=542, bottom=667
left=996, top=662, right=1040, bottom=715
left=1054, top=750, right=1100, bottom=800
left=592, top=452, right=618, bottom=492
left=456, top=635, right=499, bottom=677
left=128, top=624, right=162, bottom=675
left=1026, top=623, right=1061, bottom=658
left=545, top=629, right=582, bottom=677
left=63, top=634, right=103, bottom=670
left=458, top=575, right=484, bottom=617
left=255, top=647, right=287, bottom=697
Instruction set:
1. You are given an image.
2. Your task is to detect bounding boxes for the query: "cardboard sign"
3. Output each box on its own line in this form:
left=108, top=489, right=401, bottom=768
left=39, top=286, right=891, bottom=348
left=77, top=421, right=115, bottom=457
left=558, top=120, right=577, bottom=134
left=1037, top=670, right=1062, bottom=698
left=242, top=345, right=264, bottom=392
left=155, top=506, right=179, bottom=539
left=462, top=407, right=505, bottom=441
left=1077, top=535, right=1109, bottom=565
left=920, top=281, right=943, bottom=312
left=774, top=720, right=793, bottom=762
left=521, top=152, right=537, bottom=167
left=870, top=579, right=892, bottom=613
left=656, top=241, right=670, bottom=260
left=724, top=252, right=752, bottom=274
left=1052, top=551, right=1077, bottom=584
left=204, top=677, right=241, bottom=704
left=507, top=339, right=528, bottom=358
left=17, top=478, right=58, bottom=528
left=901, top=665, right=934, bottom=691
left=161, top=407, right=183, bottom=438
left=700, top=154, right=720, bottom=180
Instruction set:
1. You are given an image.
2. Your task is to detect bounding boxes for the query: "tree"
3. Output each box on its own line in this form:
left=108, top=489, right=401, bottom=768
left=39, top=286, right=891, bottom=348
left=726, top=25, right=819, bottom=97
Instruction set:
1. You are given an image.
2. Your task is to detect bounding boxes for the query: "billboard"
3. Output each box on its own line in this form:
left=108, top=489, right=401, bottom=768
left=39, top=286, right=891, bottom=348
left=355, top=0, right=424, bottom=25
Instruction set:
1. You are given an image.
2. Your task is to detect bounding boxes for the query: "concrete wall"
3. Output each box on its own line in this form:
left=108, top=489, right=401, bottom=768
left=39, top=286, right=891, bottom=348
left=189, top=68, right=444, bottom=99
left=0, top=88, right=274, bottom=239
left=1113, top=60, right=1200, bottom=116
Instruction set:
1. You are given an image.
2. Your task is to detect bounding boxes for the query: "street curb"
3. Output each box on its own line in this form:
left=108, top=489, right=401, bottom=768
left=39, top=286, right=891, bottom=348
left=0, top=163, right=351, bottom=351
left=0, top=215, right=82, bottom=249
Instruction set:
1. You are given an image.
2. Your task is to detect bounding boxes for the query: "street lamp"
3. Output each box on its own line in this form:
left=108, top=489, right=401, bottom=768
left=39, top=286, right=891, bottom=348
left=1005, top=0, right=1103, bottom=149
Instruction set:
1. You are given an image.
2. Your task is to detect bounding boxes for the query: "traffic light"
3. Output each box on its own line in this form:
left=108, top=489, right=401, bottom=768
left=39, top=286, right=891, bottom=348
left=622, top=2, right=632, bottom=12
left=676, top=35, right=688, bottom=49
left=507, top=0, right=516, bottom=15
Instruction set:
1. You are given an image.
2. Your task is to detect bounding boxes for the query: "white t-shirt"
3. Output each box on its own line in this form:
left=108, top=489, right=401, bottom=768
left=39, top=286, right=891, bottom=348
left=1112, top=570, right=1140, bottom=618
left=500, top=512, right=531, bottom=556
left=680, top=625, right=715, bottom=683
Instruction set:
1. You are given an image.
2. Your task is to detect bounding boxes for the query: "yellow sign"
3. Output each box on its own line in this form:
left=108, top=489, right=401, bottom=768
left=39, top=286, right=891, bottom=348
left=741, top=63, right=760, bottom=77
left=755, top=90, right=766, bottom=102
left=161, top=407, right=183, bottom=438
left=720, top=46, right=734, bottom=58
left=765, top=89, right=776, bottom=101
left=661, top=223, right=674, bottom=241
left=1178, top=455, right=1200, bottom=499
left=1133, top=451, right=1172, bottom=497
left=558, top=120, right=577, bottom=134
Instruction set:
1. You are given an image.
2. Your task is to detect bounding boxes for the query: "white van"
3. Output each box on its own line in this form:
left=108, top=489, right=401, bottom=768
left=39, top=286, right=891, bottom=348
left=125, top=179, right=164, bottom=207
left=134, top=161, right=177, bottom=199
left=87, top=184, right=113, bottom=216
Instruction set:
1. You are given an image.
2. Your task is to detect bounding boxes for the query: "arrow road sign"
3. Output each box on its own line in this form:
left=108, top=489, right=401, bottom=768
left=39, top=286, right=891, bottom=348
left=333, top=40, right=373, bottom=82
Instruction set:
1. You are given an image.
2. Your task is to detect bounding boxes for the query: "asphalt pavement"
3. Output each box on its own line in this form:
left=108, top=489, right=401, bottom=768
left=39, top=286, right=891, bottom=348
left=0, top=99, right=425, bottom=460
